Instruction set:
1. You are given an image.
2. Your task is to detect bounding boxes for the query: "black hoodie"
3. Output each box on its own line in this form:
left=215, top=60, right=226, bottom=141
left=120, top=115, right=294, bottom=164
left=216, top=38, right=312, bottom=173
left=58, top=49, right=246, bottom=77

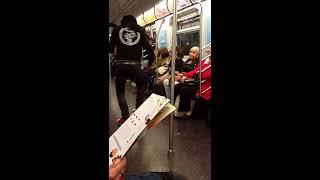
left=110, top=21, right=155, bottom=65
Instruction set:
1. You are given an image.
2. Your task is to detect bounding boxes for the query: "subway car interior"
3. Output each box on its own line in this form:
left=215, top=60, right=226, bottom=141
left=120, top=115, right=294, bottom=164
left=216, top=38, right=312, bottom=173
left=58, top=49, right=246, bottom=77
left=109, top=0, right=213, bottom=179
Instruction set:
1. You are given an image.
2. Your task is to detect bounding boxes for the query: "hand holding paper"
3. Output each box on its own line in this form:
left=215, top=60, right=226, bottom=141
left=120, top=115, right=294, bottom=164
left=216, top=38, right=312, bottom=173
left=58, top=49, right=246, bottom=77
left=109, top=94, right=175, bottom=166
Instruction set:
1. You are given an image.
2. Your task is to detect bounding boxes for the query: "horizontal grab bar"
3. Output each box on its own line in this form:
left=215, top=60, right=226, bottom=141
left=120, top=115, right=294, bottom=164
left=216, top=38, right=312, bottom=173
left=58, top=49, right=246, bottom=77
left=196, top=64, right=211, bottom=74
left=200, top=54, right=211, bottom=62
left=201, top=86, right=211, bottom=94
left=201, top=43, right=211, bottom=50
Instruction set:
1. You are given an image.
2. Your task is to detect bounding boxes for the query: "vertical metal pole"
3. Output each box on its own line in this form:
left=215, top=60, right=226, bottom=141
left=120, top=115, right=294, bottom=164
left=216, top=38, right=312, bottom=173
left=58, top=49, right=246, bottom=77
left=109, top=27, right=113, bottom=81
left=169, top=0, right=177, bottom=153
left=155, top=20, right=165, bottom=79
left=199, top=9, right=203, bottom=96
left=155, top=30, right=158, bottom=79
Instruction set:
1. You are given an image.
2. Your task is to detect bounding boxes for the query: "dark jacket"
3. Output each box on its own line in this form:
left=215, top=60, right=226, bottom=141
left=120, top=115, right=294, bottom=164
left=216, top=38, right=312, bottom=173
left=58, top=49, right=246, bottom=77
left=169, top=57, right=184, bottom=73
left=182, top=59, right=198, bottom=73
left=110, top=24, right=155, bottom=65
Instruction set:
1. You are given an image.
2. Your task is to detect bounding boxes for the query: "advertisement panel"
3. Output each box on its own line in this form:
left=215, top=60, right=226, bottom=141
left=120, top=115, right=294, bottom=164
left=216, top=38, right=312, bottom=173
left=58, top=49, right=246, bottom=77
left=137, top=14, right=146, bottom=26
left=191, top=0, right=201, bottom=3
left=168, top=0, right=192, bottom=12
left=155, top=0, right=170, bottom=19
left=144, top=7, right=157, bottom=24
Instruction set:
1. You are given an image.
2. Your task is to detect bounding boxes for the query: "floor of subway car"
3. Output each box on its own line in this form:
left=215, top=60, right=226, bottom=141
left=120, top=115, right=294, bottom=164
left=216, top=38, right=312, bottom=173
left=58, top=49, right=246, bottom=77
left=109, top=78, right=211, bottom=180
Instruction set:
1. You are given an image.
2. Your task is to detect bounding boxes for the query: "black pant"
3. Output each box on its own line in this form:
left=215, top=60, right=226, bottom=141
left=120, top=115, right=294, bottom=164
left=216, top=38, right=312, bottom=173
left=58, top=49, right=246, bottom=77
left=176, top=84, right=197, bottom=112
left=115, top=63, right=147, bottom=120
left=153, top=83, right=166, bottom=96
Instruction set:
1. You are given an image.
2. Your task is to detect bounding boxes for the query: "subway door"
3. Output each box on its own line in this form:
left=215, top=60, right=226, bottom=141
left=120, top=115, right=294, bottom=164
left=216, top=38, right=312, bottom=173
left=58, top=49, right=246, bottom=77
left=201, top=0, right=211, bottom=47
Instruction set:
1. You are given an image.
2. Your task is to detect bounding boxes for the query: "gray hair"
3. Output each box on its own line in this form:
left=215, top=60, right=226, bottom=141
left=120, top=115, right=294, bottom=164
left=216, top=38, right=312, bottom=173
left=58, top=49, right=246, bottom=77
left=191, top=46, right=200, bottom=54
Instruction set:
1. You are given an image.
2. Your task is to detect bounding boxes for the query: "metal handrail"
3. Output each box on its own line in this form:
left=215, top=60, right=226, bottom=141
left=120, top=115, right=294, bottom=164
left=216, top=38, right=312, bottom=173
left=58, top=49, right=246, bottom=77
left=200, top=54, right=211, bottom=62
left=199, top=44, right=211, bottom=96
left=202, top=86, right=211, bottom=94
left=201, top=43, right=211, bottom=50
left=196, top=64, right=211, bottom=74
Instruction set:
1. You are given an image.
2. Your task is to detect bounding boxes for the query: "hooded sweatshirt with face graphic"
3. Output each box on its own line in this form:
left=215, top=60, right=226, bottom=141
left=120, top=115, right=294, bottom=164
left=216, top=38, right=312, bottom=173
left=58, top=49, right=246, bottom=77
left=110, top=15, right=155, bottom=65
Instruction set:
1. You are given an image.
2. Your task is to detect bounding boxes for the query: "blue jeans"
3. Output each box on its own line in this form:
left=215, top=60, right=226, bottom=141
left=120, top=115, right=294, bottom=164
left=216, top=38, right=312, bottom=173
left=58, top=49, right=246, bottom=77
left=125, top=173, right=162, bottom=180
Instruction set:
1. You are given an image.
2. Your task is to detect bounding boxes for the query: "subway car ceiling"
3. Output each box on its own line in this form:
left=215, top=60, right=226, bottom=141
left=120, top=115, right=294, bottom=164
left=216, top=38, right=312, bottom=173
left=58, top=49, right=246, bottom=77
left=109, top=0, right=158, bottom=25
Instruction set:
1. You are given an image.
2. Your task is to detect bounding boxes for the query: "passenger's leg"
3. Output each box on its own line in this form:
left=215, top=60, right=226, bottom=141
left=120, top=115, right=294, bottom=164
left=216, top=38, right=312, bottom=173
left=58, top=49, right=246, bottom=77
left=185, top=100, right=196, bottom=116
left=152, top=82, right=165, bottom=96
left=173, top=84, right=185, bottom=117
left=148, top=75, right=154, bottom=91
left=133, top=65, right=147, bottom=109
left=178, top=86, right=196, bottom=112
left=164, top=79, right=182, bottom=102
left=144, top=75, right=153, bottom=96
left=115, top=66, right=130, bottom=120
left=174, top=83, right=182, bottom=103
left=163, top=79, right=170, bottom=98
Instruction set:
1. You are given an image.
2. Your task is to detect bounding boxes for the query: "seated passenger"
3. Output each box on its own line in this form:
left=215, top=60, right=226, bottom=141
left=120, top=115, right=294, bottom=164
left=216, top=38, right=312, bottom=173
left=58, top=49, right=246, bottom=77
left=155, top=46, right=184, bottom=98
left=151, top=48, right=171, bottom=76
left=163, top=46, right=199, bottom=100
left=146, top=48, right=171, bottom=96
left=175, top=47, right=212, bottom=117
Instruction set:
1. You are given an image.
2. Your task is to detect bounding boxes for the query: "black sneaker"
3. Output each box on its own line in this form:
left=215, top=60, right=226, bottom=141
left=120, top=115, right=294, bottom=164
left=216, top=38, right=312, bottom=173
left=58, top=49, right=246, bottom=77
left=151, top=171, right=173, bottom=180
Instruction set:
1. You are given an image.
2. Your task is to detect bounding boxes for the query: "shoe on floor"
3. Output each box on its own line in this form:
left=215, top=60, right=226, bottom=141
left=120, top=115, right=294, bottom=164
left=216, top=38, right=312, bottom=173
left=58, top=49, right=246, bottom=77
left=116, top=117, right=125, bottom=126
left=174, top=111, right=185, bottom=117
left=185, top=110, right=192, bottom=117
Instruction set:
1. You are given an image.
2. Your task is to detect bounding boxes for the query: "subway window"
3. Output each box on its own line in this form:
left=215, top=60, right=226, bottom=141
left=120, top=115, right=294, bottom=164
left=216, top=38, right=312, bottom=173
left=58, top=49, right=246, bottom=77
left=177, top=30, right=200, bottom=58
left=176, top=13, right=200, bottom=59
